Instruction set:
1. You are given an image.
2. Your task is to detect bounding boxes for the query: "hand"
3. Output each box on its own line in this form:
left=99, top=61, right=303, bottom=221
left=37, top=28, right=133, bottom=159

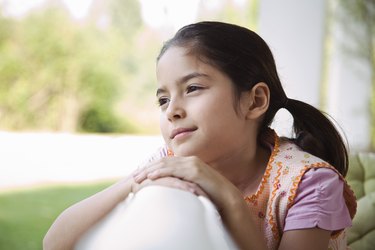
left=133, top=157, right=264, bottom=250
left=131, top=176, right=208, bottom=197
left=132, top=156, right=242, bottom=211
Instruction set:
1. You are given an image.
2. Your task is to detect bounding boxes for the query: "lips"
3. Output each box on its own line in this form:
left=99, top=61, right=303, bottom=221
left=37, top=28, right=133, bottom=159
left=170, top=127, right=197, bottom=139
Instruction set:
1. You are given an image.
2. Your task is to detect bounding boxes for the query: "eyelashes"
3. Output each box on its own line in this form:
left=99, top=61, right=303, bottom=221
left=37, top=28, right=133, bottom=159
left=156, top=85, right=204, bottom=107
left=157, top=97, right=169, bottom=107
left=186, top=85, right=203, bottom=93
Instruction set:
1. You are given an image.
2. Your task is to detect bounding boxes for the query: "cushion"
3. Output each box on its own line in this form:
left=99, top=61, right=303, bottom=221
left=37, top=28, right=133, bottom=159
left=347, top=153, right=375, bottom=249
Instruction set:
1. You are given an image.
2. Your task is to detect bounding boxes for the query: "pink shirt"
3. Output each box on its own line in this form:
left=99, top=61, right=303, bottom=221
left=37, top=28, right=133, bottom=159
left=284, top=167, right=352, bottom=232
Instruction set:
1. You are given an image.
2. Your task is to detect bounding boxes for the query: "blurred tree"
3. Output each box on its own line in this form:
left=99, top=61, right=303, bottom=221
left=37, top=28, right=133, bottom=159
left=108, top=0, right=143, bottom=37
left=339, top=0, right=375, bottom=148
left=3, top=0, right=265, bottom=134
left=87, top=0, right=160, bottom=133
left=197, top=0, right=259, bottom=31
left=0, top=1, right=140, bottom=133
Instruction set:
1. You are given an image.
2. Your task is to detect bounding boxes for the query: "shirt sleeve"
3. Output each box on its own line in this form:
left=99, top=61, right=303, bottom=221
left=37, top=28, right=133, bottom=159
left=284, top=167, right=352, bottom=232
left=137, top=145, right=169, bottom=168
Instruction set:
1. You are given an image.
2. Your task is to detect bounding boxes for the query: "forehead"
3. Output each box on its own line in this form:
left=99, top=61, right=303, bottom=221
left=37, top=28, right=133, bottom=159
left=157, top=47, right=197, bottom=71
left=156, top=47, right=213, bottom=84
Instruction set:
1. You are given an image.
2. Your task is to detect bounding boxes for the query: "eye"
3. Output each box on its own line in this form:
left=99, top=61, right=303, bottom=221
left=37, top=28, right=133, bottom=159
left=186, top=85, right=203, bottom=94
left=157, top=97, right=170, bottom=107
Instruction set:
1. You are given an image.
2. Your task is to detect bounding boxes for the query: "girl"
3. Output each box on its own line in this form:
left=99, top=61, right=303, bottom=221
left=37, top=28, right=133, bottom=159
left=44, top=21, right=356, bottom=250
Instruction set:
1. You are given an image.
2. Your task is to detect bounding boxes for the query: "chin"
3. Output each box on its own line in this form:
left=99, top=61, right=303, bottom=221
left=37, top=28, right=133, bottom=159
left=172, top=144, right=200, bottom=158
left=176, top=150, right=211, bottom=163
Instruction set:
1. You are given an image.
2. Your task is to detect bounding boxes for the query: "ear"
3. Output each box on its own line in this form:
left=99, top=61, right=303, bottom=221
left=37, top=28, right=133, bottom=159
left=243, top=82, right=270, bottom=120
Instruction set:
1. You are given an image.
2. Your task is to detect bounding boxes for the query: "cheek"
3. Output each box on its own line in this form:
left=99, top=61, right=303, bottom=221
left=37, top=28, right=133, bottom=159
left=203, top=94, right=237, bottom=120
left=159, top=114, right=169, bottom=141
left=203, top=99, right=243, bottom=135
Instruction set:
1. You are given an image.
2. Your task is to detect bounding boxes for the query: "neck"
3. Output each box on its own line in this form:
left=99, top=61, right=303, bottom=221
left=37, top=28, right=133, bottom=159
left=208, top=143, right=270, bottom=194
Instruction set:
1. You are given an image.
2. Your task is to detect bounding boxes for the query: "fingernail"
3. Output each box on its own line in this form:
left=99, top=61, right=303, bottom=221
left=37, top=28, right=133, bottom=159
left=188, top=188, right=196, bottom=194
left=133, top=175, right=142, bottom=183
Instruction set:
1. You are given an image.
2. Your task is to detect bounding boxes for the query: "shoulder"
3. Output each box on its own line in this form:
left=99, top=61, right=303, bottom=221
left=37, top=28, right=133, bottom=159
left=271, top=138, right=350, bottom=211
left=284, top=167, right=352, bottom=232
left=263, top=129, right=331, bottom=170
left=297, top=167, right=344, bottom=203
left=277, top=138, right=330, bottom=167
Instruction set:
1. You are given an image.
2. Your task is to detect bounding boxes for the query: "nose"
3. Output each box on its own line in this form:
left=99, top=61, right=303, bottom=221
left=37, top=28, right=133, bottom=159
left=166, top=98, right=186, bottom=121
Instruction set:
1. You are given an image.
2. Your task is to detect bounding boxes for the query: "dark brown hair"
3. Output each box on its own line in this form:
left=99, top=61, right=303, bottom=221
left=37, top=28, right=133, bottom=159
left=157, top=21, right=348, bottom=176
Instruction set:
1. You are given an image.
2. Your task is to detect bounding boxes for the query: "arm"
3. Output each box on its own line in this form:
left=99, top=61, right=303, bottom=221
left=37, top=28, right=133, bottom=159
left=217, top=185, right=268, bottom=250
left=133, top=156, right=269, bottom=250
left=43, top=175, right=206, bottom=250
left=279, top=228, right=331, bottom=250
left=43, top=176, right=133, bottom=250
left=199, top=183, right=331, bottom=250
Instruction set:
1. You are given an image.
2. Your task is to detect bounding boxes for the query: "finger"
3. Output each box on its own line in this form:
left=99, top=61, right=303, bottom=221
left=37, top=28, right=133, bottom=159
left=133, top=166, right=162, bottom=183
left=130, top=177, right=149, bottom=193
left=135, top=177, right=195, bottom=196
left=168, top=178, right=203, bottom=196
left=146, top=166, right=180, bottom=180
left=133, top=171, right=149, bottom=183
left=132, top=160, right=165, bottom=183
left=185, top=182, right=209, bottom=197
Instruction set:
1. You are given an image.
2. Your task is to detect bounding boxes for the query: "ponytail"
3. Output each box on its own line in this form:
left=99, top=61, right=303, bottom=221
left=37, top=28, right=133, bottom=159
left=284, top=98, right=348, bottom=176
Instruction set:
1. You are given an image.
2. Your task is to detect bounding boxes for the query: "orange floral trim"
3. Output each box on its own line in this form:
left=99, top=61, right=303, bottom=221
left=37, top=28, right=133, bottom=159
left=244, top=130, right=279, bottom=203
left=167, top=149, right=174, bottom=156
left=343, top=183, right=357, bottom=219
left=286, top=165, right=309, bottom=209
left=268, top=161, right=283, bottom=240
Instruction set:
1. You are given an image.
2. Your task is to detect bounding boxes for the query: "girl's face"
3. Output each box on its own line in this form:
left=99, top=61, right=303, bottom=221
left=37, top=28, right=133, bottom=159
left=156, top=46, right=254, bottom=164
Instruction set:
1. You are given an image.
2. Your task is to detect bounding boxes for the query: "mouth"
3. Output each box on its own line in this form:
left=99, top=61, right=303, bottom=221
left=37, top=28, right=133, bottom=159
left=170, top=127, right=197, bottom=139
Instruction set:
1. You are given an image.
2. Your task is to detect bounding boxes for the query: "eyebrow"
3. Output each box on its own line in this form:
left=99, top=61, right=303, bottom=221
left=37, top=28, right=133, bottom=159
left=156, top=72, right=209, bottom=96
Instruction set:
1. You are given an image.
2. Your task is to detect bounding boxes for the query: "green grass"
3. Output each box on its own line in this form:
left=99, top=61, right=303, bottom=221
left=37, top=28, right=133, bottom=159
left=0, top=181, right=114, bottom=250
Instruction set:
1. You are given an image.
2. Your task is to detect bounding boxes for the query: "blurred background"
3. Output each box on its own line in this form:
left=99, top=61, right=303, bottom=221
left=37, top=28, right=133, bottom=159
left=0, top=0, right=373, bottom=249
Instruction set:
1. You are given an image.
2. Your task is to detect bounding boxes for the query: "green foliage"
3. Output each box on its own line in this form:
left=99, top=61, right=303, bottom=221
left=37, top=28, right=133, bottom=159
left=0, top=0, right=262, bottom=134
left=197, top=0, right=259, bottom=31
left=108, top=0, right=143, bottom=37
left=0, top=181, right=113, bottom=250
left=79, top=104, right=137, bottom=133
left=0, top=1, right=149, bottom=133
left=339, top=0, right=375, bottom=149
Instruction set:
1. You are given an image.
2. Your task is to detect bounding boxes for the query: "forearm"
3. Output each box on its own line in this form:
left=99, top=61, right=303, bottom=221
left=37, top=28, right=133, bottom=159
left=220, top=190, right=268, bottom=250
left=43, top=176, right=133, bottom=250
